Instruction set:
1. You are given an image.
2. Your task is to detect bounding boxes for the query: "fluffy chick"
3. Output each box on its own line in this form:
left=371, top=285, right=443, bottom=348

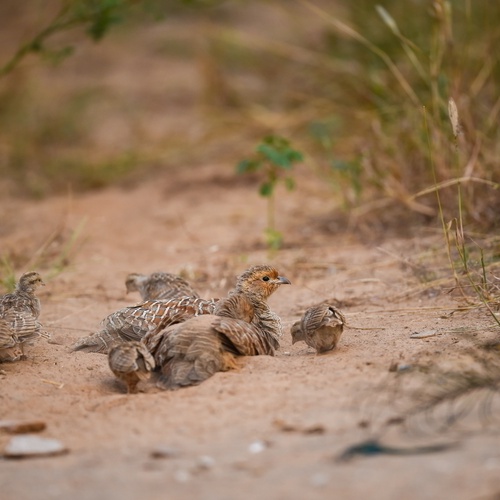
left=291, top=305, right=345, bottom=354
left=108, top=341, right=155, bottom=393
left=0, top=272, right=45, bottom=361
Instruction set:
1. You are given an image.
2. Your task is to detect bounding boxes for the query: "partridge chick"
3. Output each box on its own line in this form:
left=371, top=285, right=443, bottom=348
left=0, top=272, right=45, bottom=360
left=291, top=305, right=345, bottom=354
left=125, top=272, right=199, bottom=301
left=108, top=341, right=155, bottom=393
left=151, top=265, right=291, bottom=390
left=72, top=296, right=219, bottom=354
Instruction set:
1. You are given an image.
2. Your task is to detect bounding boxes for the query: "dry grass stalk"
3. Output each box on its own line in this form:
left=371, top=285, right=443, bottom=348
left=448, top=97, right=461, bottom=139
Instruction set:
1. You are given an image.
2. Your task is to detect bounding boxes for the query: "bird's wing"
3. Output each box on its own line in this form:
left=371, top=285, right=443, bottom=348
left=212, top=316, right=275, bottom=356
left=302, top=305, right=344, bottom=333
left=214, top=293, right=254, bottom=322
left=3, top=309, right=40, bottom=342
left=0, top=317, right=16, bottom=348
left=154, top=316, right=227, bottom=389
left=101, top=297, right=215, bottom=342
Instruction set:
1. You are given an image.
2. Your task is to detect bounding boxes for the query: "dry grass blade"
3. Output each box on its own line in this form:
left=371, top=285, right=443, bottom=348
left=40, top=378, right=65, bottom=389
left=299, top=0, right=420, bottom=106
left=448, top=97, right=461, bottom=139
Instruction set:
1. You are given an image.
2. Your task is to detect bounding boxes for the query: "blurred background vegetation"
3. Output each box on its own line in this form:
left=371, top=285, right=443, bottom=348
left=0, top=0, right=499, bottom=232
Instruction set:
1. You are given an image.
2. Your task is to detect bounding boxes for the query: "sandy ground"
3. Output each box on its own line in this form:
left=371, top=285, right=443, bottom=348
left=0, top=164, right=499, bottom=500
left=0, top=5, right=499, bottom=498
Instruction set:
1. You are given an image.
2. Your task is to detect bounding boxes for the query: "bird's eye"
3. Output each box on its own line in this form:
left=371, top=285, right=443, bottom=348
left=262, top=276, right=270, bottom=282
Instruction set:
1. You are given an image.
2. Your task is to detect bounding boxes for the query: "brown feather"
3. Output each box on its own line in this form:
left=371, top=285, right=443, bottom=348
left=108, top=341, right=155, bottom=393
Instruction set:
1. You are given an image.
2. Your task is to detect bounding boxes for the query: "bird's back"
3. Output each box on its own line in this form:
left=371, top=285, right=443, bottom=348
left=0, top=290, right=40, bottom=319
left=156, top=315, right=231, bottom=389
left=73, top=296, right=219, bottom=353
left=127, top=272, right=200, bottom=301
left=303, top=305, right=345, bottom=353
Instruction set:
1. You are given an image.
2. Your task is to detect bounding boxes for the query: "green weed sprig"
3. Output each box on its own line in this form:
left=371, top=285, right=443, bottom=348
left=237, top=135, right=303, bottom=250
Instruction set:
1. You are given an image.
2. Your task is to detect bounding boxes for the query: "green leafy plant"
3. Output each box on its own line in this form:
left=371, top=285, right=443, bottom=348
left=237, top=135, right=303, bottom=250
left=0, top=0, right=131, bottom=77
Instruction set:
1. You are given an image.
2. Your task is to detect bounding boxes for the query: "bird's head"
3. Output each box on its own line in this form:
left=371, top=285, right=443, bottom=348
left=18, top=271, right=45, bottom=293
left=236, top=265, right=291, bottom=301
left=290, top=320, right=305, bottom=344
left=125, top=273, right=147, bottom=294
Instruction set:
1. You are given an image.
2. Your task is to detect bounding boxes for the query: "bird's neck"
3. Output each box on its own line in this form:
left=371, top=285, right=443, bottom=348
left=16, top=287, right=35, bottom=296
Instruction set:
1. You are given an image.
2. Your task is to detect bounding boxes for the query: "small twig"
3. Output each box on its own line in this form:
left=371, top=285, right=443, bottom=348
left=40, top=378, right=64, bottom=389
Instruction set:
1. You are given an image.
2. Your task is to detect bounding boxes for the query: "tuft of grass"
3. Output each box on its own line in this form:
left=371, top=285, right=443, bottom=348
left=422, top=87, right=500, bottom=328
left=0, top=217, right=87, bottom=291
left=0, top=256, right=17, bottom=292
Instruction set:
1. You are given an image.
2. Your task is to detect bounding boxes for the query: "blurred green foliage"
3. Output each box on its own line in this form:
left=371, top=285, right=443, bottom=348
left=237, top=135, right=303, bottom=250
left=0, top=0, right=499, bottom=232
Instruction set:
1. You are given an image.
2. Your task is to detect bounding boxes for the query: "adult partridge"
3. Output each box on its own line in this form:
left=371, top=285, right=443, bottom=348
left=0, top=271, right=45, bottom=361
left=125, top=272, right=199, bottom=301
left=291, top=304, right=345, bottom=354
left=108, top=341, right=155, bottom=393
left=72, top=296, right=219, bottom=354
left=149, top=265, right=291, bottom=390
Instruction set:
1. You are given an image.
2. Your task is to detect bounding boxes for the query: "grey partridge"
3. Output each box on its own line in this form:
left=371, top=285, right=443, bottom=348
left=0, top=272, right=45, bottom=361
left=291, top=304, right=345, bottom=354
left=108, top=341, right=155, bottom=393
left=72, top=296, right=219, bottom=354
left=149, top=265, right=291, bottom=390
left=125, top=272, right=199, bottom=301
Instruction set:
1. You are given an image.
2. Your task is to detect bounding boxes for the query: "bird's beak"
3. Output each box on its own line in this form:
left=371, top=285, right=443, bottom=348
left=277, top=275, right=291, bottom=285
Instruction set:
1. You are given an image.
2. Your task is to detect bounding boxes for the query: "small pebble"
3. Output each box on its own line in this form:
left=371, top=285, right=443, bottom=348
left=248, top=440, right=267, bottom=454
left=410, top=330, right=437, bottom=339
left=0, top=420, right=46, bottom=434
left=3, top=434, right=67, bottom=458
left=174, top=469, right=191, bottom=483
left=196, top=455, right=215, bottom=470
left=310, top=472, right=329, bottom=488
left=150, top=445, right=180, bottom=459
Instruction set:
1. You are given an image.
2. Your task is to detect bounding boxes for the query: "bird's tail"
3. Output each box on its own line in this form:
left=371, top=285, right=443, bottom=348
left=71, top=330, right=121, bottom=354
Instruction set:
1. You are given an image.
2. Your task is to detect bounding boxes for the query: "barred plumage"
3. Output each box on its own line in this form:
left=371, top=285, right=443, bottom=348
left=125, top=272, right=199, bottom=301
left=72, top=296, right=219, bottom=353
left=152, top=265, right=291, bottom=390
left=291, top=304, right=345, bottom=354
left=0, top=271, right=44, bottom=318
left=108, top=341, right=155, bottom=393
left=0, top=272, right=45, bottom=362
left=0, top=316, right=22, bottom=362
